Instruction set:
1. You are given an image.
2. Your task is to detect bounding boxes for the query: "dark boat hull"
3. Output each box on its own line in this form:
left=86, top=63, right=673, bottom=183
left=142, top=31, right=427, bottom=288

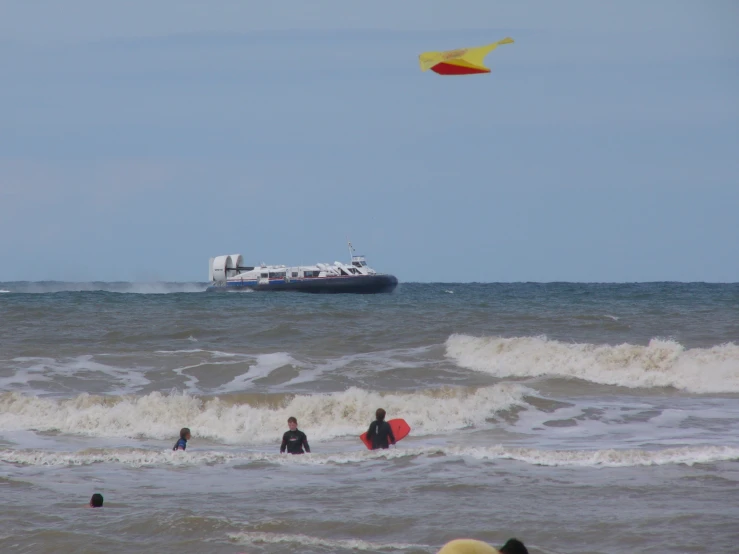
left=206, top=274, right=398, bottom=294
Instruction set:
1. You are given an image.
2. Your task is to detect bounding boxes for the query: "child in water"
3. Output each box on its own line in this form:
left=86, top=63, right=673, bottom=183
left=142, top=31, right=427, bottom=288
left=280, top=416, right=311, bottom=454
left=89, top=493, right=104, bottom=508
left=173, top=427, right=191, bottom=451
left=366, top=408, right=395, bottom=450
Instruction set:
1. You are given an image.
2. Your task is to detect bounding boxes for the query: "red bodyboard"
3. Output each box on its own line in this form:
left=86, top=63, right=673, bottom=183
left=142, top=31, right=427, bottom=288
left=360, top=418, right=411, bottom=450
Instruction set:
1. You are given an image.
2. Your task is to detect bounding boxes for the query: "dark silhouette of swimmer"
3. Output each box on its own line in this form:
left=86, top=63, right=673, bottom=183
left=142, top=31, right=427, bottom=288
left=366, top=408, right=395, bottom=450
left=500, top=538, right=529, bottom=554
left=89, top=493, right=104, bottom=508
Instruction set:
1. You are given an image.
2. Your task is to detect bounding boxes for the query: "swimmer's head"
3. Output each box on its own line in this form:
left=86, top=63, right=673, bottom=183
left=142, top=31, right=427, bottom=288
left=180, top=427, right=191, bottom=440
left=90, top=493, right=104, bottom=508
left=499, top=539, right=528, bottom=554
left=375, top=408, right=386, bottom=422
left=287, top=417, right=298, bottom=431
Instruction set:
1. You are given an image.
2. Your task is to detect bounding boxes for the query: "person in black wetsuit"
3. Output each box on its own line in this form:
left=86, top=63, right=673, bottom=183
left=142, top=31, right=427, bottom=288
left=280, top=416, right=311, bottom=455
left=366, top=408, right=395, bottom=450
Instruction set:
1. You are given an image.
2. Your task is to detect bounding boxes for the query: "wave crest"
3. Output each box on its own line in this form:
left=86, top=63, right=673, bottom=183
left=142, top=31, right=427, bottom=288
left=3, top=444, right=735, bottom=469
left=446, top=335, right=739, bottom=393
left=0, top=384, right=528, bottom=442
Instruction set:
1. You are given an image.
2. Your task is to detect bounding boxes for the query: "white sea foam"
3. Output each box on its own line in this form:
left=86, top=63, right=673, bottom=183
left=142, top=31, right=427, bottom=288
left=0, top=384, right=528, bottom=443
left=1, top=356, right=150, bottom=394
left=192, top=345, right=439, bottom=392
left=2, top=346, right=440, bottom=397
left=216, top=353, right=301, bottom=392
left=446, top=335, right=739, bottom=393
left=3, top=444, right=735, bottom=469
left=154, top=349, right=239, bottom=358
left=504, top=399, right=739, bottom=449
left=0, top=447, right=420, bottom=468
left=228, top=531, right=427, bottom=551
left=461, top=444, right=739, bottom=467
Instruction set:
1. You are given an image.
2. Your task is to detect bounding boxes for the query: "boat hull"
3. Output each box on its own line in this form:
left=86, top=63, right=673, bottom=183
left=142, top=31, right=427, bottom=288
left=206, top=274, right=398, bottom=294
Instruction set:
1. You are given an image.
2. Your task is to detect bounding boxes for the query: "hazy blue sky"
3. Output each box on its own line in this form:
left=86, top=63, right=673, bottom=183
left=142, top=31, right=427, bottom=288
left=1, top=1, right=737, bottom=282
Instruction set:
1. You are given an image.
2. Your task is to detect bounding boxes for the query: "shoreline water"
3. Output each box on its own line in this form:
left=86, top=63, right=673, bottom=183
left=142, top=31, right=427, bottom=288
left=1, top=282, right=738, bottom=553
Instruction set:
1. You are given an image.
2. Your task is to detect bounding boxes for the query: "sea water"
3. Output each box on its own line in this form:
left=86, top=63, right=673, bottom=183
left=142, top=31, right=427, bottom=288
left=1, top=282, right=738, bottom=553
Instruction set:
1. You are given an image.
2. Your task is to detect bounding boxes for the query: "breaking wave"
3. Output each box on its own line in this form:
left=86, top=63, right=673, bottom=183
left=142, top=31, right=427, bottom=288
left=0, top=384, right=528, bottom=443
left=446, top=335, right=739, bottom=393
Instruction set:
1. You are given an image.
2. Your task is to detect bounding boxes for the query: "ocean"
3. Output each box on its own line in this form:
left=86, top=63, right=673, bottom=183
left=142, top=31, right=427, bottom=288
left=1, top=282, right=738, bottom=554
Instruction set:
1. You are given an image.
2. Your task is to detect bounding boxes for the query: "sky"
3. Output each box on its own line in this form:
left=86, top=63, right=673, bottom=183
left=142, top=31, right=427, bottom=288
left=1, top=1, right=737, bottom=282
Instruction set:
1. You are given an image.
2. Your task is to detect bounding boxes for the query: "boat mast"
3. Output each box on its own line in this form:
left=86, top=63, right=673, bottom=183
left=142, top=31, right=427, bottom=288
left=347, top=239, right=355, bottom=262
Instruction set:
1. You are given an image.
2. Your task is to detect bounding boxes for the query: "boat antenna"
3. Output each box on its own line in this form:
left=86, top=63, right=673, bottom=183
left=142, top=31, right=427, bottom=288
left=347, top=238, right=355, bottom=262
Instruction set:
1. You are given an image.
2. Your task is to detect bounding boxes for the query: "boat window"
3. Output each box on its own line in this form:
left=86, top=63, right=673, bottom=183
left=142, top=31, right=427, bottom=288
left=269, top=272, right=286, bottom=279
left=303, top=270, right=320, bottom=278
left=261, top=273, right=268, bottom=278
left=352, top=261, right=361, bottom=267
left=292, top=272, right=298, bottom=278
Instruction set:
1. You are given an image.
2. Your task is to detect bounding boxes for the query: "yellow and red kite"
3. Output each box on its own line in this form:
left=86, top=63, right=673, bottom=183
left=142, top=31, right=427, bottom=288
left=419, top=37, right=514, bottom=75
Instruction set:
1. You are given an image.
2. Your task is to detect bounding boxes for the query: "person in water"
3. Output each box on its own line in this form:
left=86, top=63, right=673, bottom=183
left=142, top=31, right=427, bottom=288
left=366, top=408, right=395, bottom=450
left=499, top=539, right=528, bottom=554
left=89, top=493, right=104, bottom=508
left=437, top=538, right=529, bottom=554
left=280, top=416, right=311, bottom=455
left=173, top=427, right=191, bottom=451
